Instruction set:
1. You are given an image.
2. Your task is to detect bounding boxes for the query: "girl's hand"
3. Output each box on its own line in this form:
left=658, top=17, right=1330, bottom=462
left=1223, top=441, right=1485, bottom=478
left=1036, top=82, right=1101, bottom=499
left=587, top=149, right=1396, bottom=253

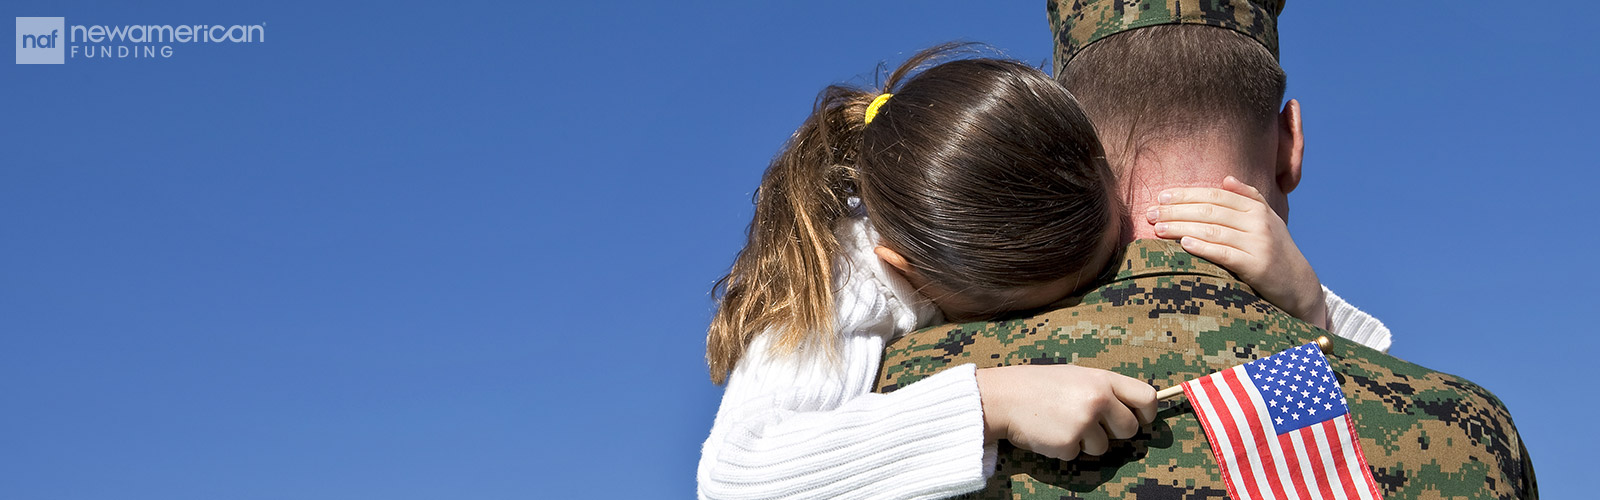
left=975, top=365, right=1157, bottom=461
left=1146, top=176, right=1329, bottom=329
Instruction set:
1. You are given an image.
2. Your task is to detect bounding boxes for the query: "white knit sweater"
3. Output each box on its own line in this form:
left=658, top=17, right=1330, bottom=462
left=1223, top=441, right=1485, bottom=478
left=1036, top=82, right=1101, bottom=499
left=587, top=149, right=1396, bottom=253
left=697, top=216, right=1391, bottom=499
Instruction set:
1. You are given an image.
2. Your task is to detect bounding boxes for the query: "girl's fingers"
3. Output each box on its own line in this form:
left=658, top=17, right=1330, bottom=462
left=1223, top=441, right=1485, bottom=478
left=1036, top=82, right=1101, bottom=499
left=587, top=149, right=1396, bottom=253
left=1100, top=403, right=1142, bottom=440
left=1220, top=176, right=1270, bottom=205
left=1152, top=221, right=1253, bottom=250
left=1039, top=440, right=1081, bottom=462
left=1177, top=236, right=1250, bottom=272
left=1157, top=186, right=1257, bottom=213
left=1108, top=375, right=1159, bottom=425
left=1146, top=203, right=1251, bottom=232
left=1079, top=424, right=1110, bottom=457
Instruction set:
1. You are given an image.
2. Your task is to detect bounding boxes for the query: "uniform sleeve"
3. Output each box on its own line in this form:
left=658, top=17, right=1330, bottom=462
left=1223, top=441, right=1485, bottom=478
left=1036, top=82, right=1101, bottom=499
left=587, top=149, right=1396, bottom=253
left=1518, top=433, right=1539, bottom=499
left=1321, top=285, right=1392, bottom=353
left=697, top=347, right=995, bottom=500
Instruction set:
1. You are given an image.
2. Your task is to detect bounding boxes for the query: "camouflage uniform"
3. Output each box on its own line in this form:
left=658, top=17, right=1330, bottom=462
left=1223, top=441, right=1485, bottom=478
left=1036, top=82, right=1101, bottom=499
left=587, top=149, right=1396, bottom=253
left=875, top=240, right=1537, bottom=499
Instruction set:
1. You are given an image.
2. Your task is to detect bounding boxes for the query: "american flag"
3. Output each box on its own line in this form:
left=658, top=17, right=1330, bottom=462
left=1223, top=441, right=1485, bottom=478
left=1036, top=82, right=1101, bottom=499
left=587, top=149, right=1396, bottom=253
left=1180, top=342, right=1385, bottom=500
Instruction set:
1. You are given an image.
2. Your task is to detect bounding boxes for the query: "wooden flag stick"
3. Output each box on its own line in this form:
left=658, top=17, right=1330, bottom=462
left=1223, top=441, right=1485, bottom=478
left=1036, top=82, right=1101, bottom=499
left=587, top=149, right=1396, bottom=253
left=1155, top=336, right=1332, bottom=401
left=1155, top=383, right=1187, bottom=401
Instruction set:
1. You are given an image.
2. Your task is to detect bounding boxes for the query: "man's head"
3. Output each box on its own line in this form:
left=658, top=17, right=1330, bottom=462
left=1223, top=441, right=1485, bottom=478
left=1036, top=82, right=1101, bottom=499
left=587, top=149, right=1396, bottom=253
left=1049, top=1, right=1304, bottom=223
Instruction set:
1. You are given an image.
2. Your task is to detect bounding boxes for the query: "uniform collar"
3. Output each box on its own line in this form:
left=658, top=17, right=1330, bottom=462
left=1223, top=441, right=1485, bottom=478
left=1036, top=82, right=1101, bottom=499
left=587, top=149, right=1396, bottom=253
left=1111, top=239, right=1245, bottom=287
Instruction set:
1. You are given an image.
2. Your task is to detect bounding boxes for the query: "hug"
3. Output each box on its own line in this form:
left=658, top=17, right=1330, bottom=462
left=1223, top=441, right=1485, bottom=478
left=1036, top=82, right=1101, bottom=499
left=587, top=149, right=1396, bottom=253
left=698, top=1, right=1535, bottom=498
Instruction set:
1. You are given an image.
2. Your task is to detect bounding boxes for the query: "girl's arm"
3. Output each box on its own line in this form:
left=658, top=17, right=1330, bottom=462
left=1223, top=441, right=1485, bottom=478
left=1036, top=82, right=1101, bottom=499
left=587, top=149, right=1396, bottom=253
left=697, top=319, right=994, bottom=500
left=1146, top=176, right=1392, bottom=352
left=699, top=217, right=1159, bottom=499
left=698, top=314, right=1160, bottom=500
left=698, top=219, right=996, bottom=500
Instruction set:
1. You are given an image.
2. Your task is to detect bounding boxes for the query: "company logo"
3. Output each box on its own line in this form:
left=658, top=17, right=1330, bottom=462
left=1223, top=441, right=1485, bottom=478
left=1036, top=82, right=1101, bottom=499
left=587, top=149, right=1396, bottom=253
left=16, top=16, right=265, bottom=64
left=16, top=17, right=65, bottom=64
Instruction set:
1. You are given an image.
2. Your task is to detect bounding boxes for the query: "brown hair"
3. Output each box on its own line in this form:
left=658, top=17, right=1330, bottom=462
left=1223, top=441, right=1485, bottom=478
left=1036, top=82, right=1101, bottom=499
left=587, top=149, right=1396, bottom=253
left=1059, top=25, right=1286, bottom=168
left=706, top=44, right=1116, bottom=384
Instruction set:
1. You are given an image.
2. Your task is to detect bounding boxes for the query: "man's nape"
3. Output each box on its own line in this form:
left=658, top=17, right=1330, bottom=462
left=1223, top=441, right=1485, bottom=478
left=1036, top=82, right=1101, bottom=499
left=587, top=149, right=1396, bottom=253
left=1058, top=25, right=1302, bottom=237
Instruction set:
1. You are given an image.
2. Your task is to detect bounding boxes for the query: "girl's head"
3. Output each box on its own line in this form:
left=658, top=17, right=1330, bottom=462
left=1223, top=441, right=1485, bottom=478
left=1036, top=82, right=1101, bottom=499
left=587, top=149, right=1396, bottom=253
left=708, top=44, right=1120, bottom=384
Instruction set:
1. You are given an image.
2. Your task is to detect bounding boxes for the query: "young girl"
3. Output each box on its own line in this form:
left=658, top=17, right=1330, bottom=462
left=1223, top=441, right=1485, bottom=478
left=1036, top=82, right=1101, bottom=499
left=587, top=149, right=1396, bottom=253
left=699, top=45, right=1388, bottom=499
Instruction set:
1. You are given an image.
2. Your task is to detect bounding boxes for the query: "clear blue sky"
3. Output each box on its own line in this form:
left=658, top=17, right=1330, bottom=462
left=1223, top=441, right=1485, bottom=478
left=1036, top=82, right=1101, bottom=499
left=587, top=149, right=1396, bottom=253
left=3, top=1, right=1593, bottom=498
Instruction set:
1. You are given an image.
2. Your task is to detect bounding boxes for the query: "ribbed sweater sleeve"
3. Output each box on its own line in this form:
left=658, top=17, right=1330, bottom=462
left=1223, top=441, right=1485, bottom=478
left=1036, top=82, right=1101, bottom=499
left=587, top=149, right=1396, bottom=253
left=697, top=216, right=995, bottom=499
left=1321, top=285, right=1393, bottom=353
left=698, top=354, right=992, bottom=499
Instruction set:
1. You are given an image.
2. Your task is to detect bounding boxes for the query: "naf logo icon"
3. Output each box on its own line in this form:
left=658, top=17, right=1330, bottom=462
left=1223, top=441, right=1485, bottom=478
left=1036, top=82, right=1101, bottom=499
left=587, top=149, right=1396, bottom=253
left=17, top=17, right=65, bottom=64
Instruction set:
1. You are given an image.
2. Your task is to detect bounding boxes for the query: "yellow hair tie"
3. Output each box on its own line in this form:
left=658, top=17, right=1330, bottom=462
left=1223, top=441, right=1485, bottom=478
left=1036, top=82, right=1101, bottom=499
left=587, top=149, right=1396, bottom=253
left=864, top=93, right=893, bottom=125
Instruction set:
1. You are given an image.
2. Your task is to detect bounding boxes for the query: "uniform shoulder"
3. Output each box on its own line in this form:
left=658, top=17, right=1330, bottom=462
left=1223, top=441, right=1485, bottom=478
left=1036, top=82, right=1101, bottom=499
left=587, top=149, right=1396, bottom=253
left=1328, top=343, right=1536, bottom=499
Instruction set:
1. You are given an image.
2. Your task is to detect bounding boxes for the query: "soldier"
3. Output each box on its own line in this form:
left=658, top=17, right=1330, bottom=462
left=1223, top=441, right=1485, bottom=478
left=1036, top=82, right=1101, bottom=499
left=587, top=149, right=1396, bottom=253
left=874, top=1, right=1538, bottom=498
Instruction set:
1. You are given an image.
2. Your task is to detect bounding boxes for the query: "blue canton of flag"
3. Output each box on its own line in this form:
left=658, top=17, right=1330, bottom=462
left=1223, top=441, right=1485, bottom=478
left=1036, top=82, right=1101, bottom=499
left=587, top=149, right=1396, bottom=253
left=1244, top=342, right=1350, bottom=434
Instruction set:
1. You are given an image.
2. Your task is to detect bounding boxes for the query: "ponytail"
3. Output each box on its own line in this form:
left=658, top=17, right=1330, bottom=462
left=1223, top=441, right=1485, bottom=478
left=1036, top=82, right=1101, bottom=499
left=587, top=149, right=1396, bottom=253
left=706, top=86, right=875, bottom=384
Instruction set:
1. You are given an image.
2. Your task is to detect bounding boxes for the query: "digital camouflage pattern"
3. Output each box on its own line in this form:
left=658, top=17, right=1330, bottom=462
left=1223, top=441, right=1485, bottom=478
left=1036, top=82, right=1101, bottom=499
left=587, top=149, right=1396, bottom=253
left=1048, top=0, right=1285, bottom=73
left=876, top=240, right=1537, bottom=499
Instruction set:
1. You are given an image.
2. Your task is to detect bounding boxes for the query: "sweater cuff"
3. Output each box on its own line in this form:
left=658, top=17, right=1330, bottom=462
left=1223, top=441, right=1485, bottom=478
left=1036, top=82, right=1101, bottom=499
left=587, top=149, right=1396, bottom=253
left=701, top=362, right=993, bottom=499
left=1322, top=286, right=1393, bottom=353
left=898, top=363, right=993, bottom=499
left=982, top=441, right=999, bottom=478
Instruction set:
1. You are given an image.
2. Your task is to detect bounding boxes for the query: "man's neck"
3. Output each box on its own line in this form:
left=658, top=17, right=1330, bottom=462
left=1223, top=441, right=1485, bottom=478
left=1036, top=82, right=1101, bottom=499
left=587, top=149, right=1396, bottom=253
left=1114, top=137, right=1274, bottom=242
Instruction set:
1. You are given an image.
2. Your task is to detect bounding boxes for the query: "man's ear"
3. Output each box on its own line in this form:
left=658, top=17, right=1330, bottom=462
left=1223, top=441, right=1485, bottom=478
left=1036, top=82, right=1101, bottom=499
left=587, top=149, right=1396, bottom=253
left=1275, top=99, right=1305, bottom=195
left=874, top=246, right=914, bottom=277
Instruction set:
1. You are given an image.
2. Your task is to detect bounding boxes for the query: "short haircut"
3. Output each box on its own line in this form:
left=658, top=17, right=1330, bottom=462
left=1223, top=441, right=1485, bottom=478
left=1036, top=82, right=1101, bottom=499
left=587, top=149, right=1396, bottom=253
left=1059, top=24, right=1287, bottom=155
